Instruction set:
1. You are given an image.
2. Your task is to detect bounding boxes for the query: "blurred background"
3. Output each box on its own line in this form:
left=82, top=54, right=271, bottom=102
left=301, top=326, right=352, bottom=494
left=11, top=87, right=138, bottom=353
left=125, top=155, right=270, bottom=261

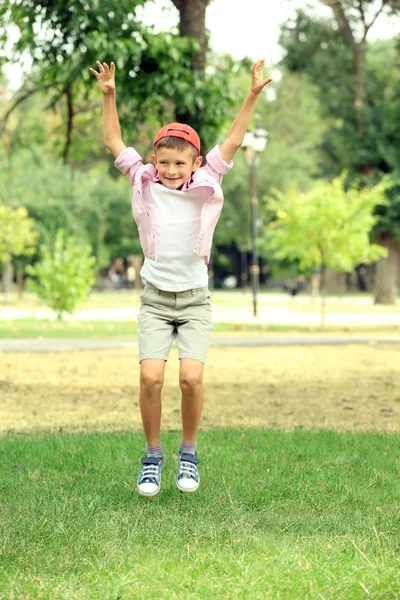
left=0, top=0, right=399, bottom=317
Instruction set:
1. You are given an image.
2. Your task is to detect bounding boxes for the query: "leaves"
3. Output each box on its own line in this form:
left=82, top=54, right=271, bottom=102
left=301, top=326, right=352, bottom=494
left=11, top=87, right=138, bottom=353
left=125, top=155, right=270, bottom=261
left=279, top=7, right=400, bottom=238
left=0, top=199, right=38, bottom=263
left=0, top=1, right=234, bottom=156
left=26, top=229, right=97, bottom=319
left=262, top=173, right=390, bottom=273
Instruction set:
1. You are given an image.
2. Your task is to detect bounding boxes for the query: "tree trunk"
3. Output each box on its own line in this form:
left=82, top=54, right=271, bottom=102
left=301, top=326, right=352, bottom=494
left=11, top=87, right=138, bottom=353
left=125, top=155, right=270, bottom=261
left=1, top=261, right=14, bottom=304
left=16, top=269, right=25, bottom=299
left=172, top=0, right=209, bottom=123
left=374, top=235, right=400, bottom=305
left=176, top=0, right=208, bottom=71
left=353, top=40, right=366, bottom=112
left=324, top=2, right=372, bottom=174
left=320, top=264, right=327, bottom=327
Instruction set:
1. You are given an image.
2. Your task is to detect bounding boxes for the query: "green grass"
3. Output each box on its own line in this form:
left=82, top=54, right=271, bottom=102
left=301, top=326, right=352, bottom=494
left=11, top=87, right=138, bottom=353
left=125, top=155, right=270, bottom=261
left=1, top=318, right=399, bottom=339
left=1, top=429, right=400, bottom=598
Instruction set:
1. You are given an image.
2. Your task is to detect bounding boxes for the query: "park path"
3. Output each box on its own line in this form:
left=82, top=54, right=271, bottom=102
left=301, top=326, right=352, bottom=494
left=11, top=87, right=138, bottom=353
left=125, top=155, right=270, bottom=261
left=1, top=335, right=400, bottom=352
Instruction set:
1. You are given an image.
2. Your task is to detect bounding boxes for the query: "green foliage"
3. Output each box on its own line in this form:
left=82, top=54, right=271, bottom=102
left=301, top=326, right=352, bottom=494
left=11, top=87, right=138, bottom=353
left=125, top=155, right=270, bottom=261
left=217, top=70, right=326, bottom=258
left=26, top=229, right=97, bottom=319
left=280, top=9, right=355, bottom=122
left=0, top=147, right=138, bottom=268
left=263, top=174, right=389, bottom=273
left=214, top=151, right=251, bottom=251
left=257, top=72, right=326, bottom=195
left=0, top=1, right=235, bottom=156
left=0, top=199, right=38, bottom=263
left=279, top=10, right=400, bottom=238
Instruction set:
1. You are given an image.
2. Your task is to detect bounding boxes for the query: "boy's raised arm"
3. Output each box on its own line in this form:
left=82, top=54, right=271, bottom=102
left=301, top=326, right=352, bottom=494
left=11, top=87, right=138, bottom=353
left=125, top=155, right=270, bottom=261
left=220, top=60, right=272, bottom=164
left=90, top=60, right=127, bottom=159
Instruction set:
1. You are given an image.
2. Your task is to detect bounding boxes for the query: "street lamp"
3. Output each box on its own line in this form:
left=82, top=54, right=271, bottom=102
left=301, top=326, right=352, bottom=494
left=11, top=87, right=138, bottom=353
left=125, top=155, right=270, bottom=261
left=241, top=126, right=268, bottom=317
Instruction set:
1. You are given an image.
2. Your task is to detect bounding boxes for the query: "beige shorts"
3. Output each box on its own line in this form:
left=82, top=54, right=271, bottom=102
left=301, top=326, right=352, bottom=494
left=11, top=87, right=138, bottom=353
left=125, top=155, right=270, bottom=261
left=137, top=282, right=213, bottom=364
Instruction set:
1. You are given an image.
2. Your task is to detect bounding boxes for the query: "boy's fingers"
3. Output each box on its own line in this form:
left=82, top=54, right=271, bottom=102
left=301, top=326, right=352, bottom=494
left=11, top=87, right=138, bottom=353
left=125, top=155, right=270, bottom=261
left=103, top=62, right=109, bottom=72
left=89, top=67, right=99, bottom=77
left=111, top=62, right=115, bottom=72
left=96, top=60, right=104, bottom=72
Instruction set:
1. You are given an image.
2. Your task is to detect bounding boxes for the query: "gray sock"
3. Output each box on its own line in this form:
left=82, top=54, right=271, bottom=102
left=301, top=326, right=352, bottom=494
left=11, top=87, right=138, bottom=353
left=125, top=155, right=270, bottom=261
left=146, top=443, right=163, bottom=458
left=179, top=441, right=197, bottom=456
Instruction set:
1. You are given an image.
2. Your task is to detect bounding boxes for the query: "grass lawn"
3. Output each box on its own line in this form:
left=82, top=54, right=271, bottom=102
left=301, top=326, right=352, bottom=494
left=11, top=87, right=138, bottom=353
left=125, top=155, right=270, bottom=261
left=1, top=429, right=400, bottom=598
left=1, top=344, right=400, bottom=598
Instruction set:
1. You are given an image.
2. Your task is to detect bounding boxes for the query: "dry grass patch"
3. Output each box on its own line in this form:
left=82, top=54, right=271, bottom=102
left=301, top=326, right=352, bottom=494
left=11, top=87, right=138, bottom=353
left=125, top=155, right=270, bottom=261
left=1, top=345, right=399, bottom=434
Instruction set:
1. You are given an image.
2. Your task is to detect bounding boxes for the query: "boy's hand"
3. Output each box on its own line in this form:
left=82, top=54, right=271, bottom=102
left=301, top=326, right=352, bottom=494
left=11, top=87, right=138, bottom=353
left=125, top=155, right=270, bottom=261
left=251, top=59, right=273, bottom=96
left=90, top=61, right=116, bottom=95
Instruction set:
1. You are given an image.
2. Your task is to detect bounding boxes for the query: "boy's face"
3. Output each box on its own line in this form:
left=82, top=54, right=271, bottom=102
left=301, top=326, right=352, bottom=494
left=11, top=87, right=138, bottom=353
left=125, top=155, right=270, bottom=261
left=153, top=147, right=202, bottom=190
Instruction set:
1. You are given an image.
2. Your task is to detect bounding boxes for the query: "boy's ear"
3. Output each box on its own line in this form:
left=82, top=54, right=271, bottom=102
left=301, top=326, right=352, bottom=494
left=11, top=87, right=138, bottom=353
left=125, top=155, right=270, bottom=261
left=192, top=155, right=203, bottom=172
left=152, top=153, right=157, bottom=166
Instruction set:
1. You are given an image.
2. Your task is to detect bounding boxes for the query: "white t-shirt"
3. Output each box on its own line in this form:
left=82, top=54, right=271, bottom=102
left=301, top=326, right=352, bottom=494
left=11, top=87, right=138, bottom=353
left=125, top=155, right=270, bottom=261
left=140, top=181, right=212, bottom=291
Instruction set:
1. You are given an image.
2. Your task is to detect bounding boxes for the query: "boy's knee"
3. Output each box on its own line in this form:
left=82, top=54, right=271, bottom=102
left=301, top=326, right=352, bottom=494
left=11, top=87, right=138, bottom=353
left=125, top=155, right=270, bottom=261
left=140, top=367, right=164, bottom=390
left=179, top=372, right=203, bottom=391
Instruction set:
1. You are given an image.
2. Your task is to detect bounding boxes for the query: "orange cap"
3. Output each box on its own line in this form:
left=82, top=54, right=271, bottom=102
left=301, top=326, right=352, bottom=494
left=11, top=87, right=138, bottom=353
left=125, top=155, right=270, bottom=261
left=154, top=122, right=201, bottom=154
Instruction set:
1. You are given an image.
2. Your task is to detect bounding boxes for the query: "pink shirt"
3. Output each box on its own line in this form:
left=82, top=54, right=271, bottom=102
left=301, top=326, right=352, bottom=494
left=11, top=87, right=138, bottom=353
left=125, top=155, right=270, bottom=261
left=114, top=145, right=233, bottom=265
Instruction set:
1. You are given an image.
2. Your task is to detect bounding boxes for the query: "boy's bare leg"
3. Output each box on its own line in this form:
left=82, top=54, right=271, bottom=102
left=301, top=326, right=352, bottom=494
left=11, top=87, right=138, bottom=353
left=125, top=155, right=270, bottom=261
left=139, top=359, right=166, bottom=447
left=179, top=359, right=205, bottom=444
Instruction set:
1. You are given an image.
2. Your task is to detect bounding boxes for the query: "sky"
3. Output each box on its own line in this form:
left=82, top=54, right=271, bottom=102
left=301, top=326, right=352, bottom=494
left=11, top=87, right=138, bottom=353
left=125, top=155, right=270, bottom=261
left=3, top=0, right=399, bottom=90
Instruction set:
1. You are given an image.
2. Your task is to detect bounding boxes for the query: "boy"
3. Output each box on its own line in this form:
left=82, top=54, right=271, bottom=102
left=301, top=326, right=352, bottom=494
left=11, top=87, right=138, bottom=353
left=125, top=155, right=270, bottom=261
left=90, top=58, right=272, bottom=497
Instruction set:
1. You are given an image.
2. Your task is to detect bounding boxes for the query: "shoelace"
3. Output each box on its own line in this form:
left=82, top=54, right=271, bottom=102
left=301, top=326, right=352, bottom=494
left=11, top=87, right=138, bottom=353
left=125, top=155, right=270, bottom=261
left=140, top=464, right=160, bottom=482
left=179, top=460, right=198, bottom=480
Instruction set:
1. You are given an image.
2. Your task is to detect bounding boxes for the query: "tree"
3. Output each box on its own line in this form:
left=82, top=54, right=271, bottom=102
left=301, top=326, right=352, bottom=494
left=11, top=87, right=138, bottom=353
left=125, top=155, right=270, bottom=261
left=26, top=229, right=97, bottom=320
left=0, top=199, right=38, bottom=300
left=0, top=144, right=142, bottom=270
left=263, top=174, right=389, bottom=325
left=214, top=69, right=326, bottom=287
left=0, top=202, right=37, bottom=263
left=280, top=3, right=400, bottom=302
left=0, top=0, right=233, bottom=161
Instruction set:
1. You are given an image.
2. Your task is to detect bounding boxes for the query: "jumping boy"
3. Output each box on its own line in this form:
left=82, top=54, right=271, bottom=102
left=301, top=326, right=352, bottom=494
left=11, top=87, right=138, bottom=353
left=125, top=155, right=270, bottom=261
left=90, top=58, right=272, bottom=497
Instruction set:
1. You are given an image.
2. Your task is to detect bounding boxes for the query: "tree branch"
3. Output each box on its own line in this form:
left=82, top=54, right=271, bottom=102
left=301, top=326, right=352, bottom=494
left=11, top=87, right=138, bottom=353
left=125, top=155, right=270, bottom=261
left=170, top=0, right=182, bottom=10
left=0, top=83, right=58, bottom=136
left=358, top=0, right=367, bottom=30
left=321, top=0, right=356, bottom=51
left=62, top=87, right=74, bottom=165
left=363, top=0, right=389, bottom=40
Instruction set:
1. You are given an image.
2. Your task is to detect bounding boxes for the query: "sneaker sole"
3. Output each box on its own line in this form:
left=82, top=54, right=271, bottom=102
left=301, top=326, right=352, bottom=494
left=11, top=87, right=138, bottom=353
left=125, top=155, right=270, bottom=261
left=176, top=481, right=200, bottom=493
left=138, top=486, right=161, bottom=497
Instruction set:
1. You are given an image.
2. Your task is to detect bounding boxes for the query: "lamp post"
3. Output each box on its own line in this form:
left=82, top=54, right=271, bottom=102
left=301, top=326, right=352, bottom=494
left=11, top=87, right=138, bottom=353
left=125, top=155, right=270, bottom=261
left=241, top=126, right=268, bottom=317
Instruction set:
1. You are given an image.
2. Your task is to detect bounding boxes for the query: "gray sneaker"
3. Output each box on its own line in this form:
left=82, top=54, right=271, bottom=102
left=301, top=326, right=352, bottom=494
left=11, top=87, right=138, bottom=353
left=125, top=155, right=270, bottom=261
left=176, top=453, right=200, bottom=493
left=137, top=456, right=164, bottom=497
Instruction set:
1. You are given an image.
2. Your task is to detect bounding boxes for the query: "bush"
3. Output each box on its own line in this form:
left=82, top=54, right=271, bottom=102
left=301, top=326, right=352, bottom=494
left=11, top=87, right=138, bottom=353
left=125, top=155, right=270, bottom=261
left=26, top=229, right=97, bottom=319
